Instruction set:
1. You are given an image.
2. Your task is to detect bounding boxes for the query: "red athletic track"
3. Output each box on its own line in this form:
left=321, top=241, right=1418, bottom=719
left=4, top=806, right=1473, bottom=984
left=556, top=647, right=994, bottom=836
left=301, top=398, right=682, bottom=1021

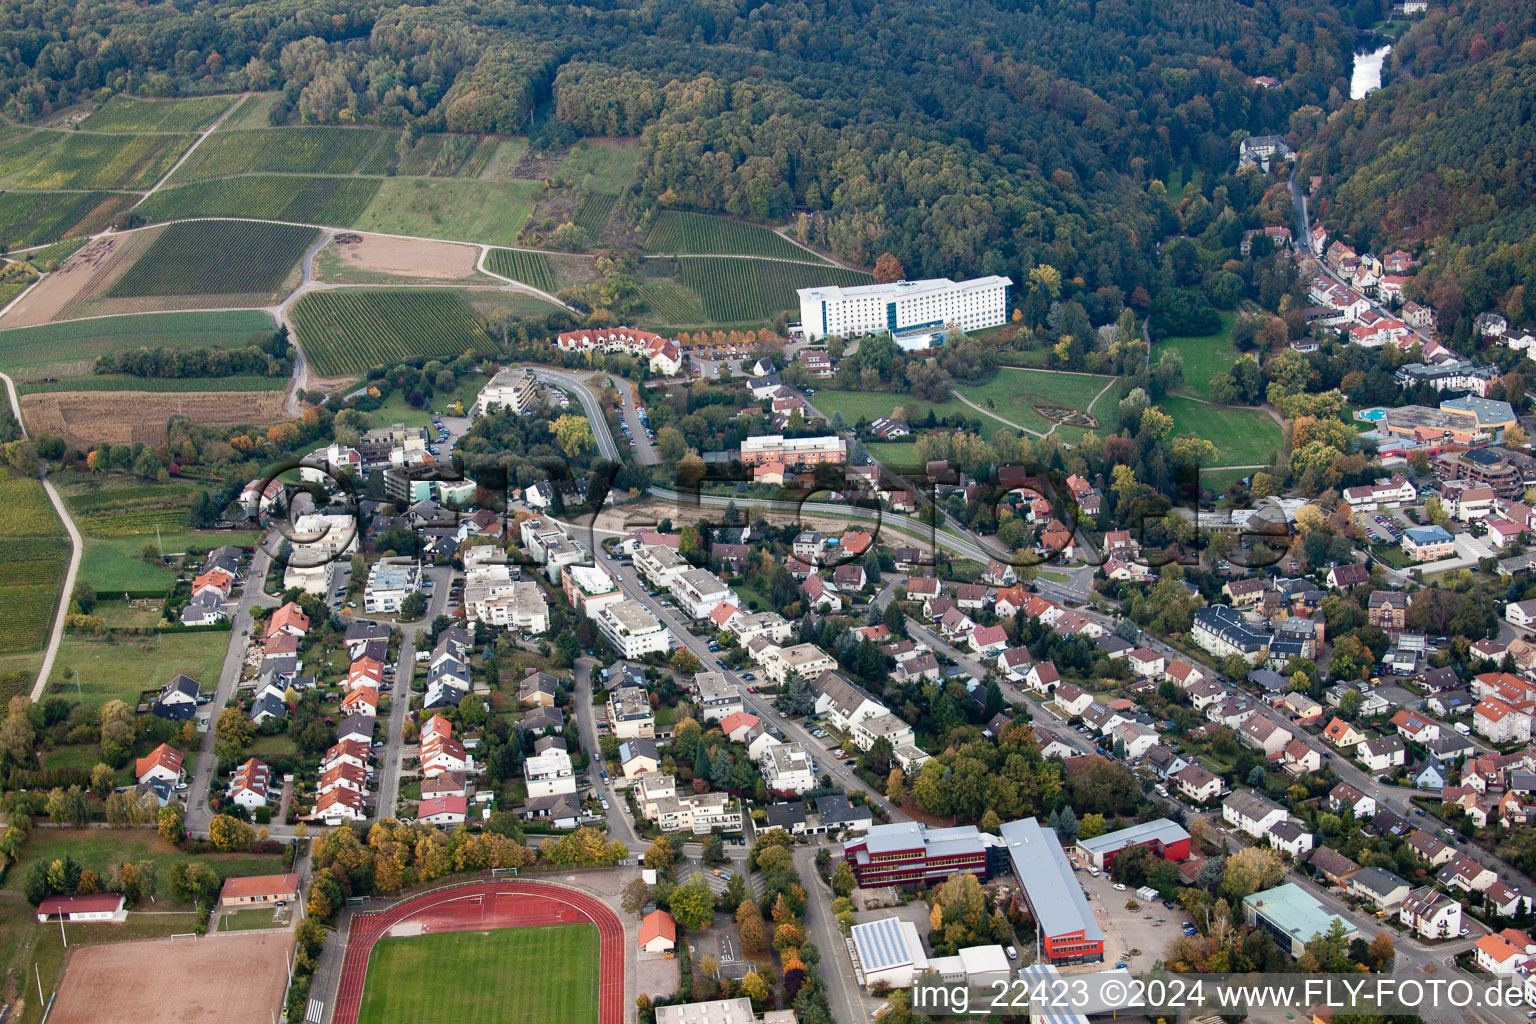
left=330, top=880, right=624, bottom=1024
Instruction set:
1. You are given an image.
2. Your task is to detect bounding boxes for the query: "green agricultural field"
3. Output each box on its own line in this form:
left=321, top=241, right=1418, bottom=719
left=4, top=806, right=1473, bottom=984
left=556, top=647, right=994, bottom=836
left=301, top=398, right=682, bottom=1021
left=80, top=537, right=178, bottom=595
left=639, top=278, right=706, bottom=325
left=357, top=925, right=598, bottom=1024
left=0, top=310, right=277, bottom=374
left=676, top=256, right=870, bottom=323
left=0, top=131, right=61, bottom=183
left=395, top=133, right=491, bottom=177
left=486, top=249, right=555, bottom=293
left=1159, top=310, right=1240, bottom=399
left=134, top=175, right=381, bottom=227
left=109, top=220, right=317, bottom=299
left=5, top=829, right=284, bottom=897
left=221, top=92, right=283, bottom=130
left=47, top=630, right=228, bottom=706
left=290, top=289, right=496, bottom=377
left=351, top=178, right=540, bottom=246
left=478, top=138, right=530, bottom=179
left=21, top=237, right=88, bottom=271
left=80, top=95, right=233, bottom=132
left=645, top=212, right=823, bottom=261
left=65, top=480, right=199, bottom=538
left=957, top=368, right=1117, bottom=436
left=572, top=191, right=618, bottom=237
left=171, top=126, right=388, bottom=181
left=558, top=139, right=642, bottom=192
left=809, top=389, right=964, bottom=427
left=16, top=132, right=193, bottom=190
left=17, top=374, right=285, bottom=394
left=0, top=191, right=137, bottom=251
left=0, top=471, right=67, bottom=656
left=1161, top=395, right=1283, bottom=467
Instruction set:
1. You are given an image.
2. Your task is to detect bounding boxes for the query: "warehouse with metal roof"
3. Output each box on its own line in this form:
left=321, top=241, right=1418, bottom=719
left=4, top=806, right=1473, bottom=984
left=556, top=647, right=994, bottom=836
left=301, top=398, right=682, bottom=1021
left=999, top=817, right=1104, bottom=964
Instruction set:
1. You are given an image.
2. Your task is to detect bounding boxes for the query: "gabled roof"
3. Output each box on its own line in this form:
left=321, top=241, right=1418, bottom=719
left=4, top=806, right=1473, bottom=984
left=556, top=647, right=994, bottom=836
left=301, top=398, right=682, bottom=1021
left=640, top=909, right=676, bottom=945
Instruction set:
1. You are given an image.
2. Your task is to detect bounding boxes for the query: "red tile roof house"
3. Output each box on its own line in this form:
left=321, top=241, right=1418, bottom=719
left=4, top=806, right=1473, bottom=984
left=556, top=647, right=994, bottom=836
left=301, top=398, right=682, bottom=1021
left=265, top=601, right=310, bottom=640
left=969, top=624, right=1009, bottom=656
left=639, top=909, right=676, bottom=953
left=417, top=795, right=469, bottom=826
left=36, top=893, right=126, bottom=923
left=219, top=873, right=301, bottom=907
left=135, top=743, right=184, bottom=786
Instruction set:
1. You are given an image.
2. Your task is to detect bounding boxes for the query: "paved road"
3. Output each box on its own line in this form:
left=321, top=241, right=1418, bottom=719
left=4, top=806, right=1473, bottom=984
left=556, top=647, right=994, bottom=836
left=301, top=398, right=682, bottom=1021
left=608, top=375, right=660, bottom=466
left=572, top=656, right=642, bottom=846
left=532, top=369, right=621, bottom=461
left=374, top=564, right=453, bottom=821
left=586, top=540, right=902, bottom=818
left=795, top=843, right=872, bottom=1024
left=185, top=544, right=281, bottom=835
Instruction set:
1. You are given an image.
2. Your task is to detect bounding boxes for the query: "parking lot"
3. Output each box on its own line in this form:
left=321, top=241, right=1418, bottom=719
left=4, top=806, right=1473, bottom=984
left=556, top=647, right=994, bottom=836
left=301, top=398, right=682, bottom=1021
left=1359, top=508, right=1411, bottom=544
left=1070, top=868, right=1195, bottom=974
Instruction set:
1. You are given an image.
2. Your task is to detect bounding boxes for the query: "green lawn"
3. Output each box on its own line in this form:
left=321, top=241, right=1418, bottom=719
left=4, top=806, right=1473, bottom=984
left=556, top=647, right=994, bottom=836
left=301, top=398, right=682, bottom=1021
left=557, top=139, right=642, bottom=192
left=92, top=599, right=171, bottom=629
left=368, top=375, right=485, bottom=425
left=48, top=630, right=229, bottom=706
left=1202, top=467, right=1254, bottom=495
left=218, top=907, right=285, bottom=931
left=1161, top=395, right=1282, bottom=467
left=865, top=441, right=919, bottom=467
left=4, top=829, right=284, bottom=896
left=351, top=178, right=541, bottom=246
left=81, top=536, right=179, bottom=595
left=1159, top=310, right=1240, bottom=399
left=0, top=310, right=277, bottom=375
left=246, top=733, right=299, bottom=759
left=357, top=924, right=599, bottom=1024
left=956, top=368, right=1116, bottom=435
left=809, top=389, right=963, bottom=427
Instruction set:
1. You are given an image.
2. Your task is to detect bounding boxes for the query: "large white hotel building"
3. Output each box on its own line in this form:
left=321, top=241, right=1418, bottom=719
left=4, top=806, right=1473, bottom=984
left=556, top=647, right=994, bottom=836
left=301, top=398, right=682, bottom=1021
left=797, top=276, right=1013, bottom=343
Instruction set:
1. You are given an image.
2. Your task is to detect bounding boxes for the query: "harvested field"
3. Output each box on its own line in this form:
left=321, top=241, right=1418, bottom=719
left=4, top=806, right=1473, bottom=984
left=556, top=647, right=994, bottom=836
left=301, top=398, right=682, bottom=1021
left=50, top=929, right=292, bottom=1024
left=0, top=230, right=160, bottom=327
left=319, top=232, right=482, bottom=283
left=20, top=389, right=285, bottom=447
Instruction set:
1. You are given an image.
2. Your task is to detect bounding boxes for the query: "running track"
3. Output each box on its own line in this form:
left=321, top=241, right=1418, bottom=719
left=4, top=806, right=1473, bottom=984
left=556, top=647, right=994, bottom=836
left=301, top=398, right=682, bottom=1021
left=330, top=880, right=625, bottom=1024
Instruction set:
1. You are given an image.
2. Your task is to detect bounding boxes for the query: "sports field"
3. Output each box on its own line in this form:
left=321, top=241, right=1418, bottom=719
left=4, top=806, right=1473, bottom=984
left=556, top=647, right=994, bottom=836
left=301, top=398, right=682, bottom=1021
left=48, top=928, right=291, bottom=1024
left=357, top=924, right=598, bottom=1024
left=1159, top=310, right=1239, bottom=399
left=1162, top=394, right=1282, bottom=467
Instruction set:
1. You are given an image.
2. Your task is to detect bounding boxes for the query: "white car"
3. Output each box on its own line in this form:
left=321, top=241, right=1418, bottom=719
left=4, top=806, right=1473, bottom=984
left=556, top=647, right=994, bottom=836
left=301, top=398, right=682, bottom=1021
left=1114, top=883, right=1127, bottom=892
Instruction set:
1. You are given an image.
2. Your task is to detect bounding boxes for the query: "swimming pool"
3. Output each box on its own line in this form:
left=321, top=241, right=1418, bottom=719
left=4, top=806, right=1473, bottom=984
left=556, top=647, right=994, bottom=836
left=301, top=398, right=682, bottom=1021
left=1359, top=407, right=1387, bottom=421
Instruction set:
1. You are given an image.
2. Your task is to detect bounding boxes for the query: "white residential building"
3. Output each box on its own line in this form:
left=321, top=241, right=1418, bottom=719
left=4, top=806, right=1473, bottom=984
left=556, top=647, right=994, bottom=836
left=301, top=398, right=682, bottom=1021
left=363, top=557, right=422, bottom=614
left=670, top=568, right=734, bottom=620
left=694, top=672, right=744, bottom=722
left=1399, top=887, right=1463, bottom=941
left=635, top=546, right=690, bottom=590
left=473, top=366, right=540, bottom=417
left=797, top=276, right=1013, bottom=342
left=561, top=564, right=625, bottom=620
left=596, top=599, right=671, bottom=659
left=762, top=742, right=816, bottom=795
left=470, top=579, right=549, bottom=632
left=523, top=747, right=577, bottom=797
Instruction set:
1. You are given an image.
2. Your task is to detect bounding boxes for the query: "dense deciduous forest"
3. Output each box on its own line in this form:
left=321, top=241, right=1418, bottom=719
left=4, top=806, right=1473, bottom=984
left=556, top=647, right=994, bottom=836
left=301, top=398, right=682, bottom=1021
left=1, top=0, right=1358, bottom=294
left=1306, top=0, right=1536, bottom=338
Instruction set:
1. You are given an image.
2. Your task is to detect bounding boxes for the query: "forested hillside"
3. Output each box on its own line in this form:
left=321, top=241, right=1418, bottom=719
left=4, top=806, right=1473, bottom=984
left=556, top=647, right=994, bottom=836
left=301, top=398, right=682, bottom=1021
left=1305, top=0, right=1536, bottom=340
left=1, top=0, right=1356, bottom=292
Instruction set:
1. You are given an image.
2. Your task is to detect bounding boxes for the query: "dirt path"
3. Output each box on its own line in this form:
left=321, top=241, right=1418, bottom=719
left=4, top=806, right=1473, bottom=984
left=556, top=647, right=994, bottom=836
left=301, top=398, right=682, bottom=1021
left=0, top=362, right=83, bottom=702
left=950, top=389, right=1049, bottom=438
left=130, top=92, right=248, bottom=208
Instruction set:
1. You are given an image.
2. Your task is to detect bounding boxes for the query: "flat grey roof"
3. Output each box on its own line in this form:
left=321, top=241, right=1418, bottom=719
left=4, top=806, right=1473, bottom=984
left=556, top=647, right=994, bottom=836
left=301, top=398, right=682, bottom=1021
left=1000, top=817, right=1102, bottom=942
